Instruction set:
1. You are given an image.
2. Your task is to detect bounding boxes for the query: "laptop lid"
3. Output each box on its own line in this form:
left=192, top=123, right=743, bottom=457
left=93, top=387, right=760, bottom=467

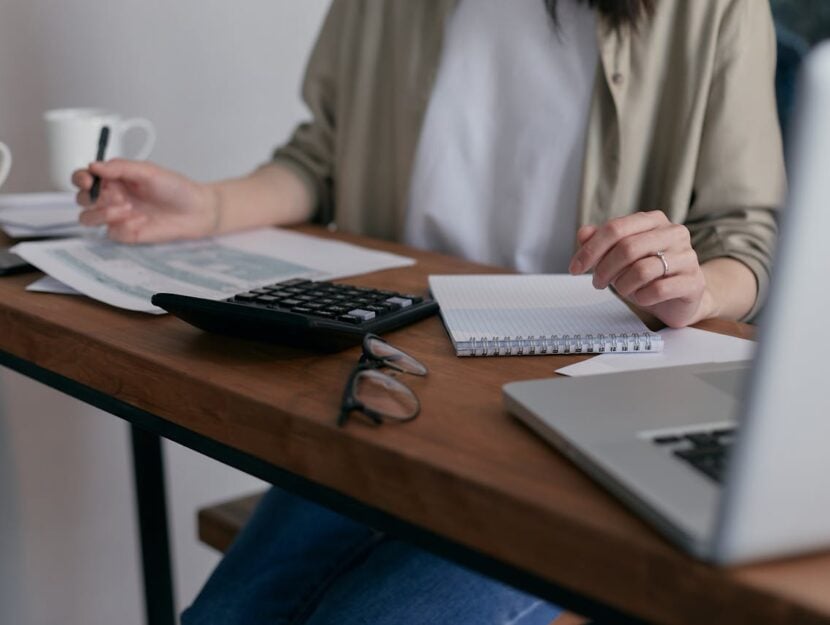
left=714, top=42, right=830, bottom=564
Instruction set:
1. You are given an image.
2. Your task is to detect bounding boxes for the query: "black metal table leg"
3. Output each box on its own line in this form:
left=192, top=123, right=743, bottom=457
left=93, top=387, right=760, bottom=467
left=130, top=425, right=176, bottom=625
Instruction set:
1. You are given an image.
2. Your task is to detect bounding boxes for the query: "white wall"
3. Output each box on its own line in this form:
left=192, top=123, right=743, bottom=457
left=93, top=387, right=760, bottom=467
left=0, top=1, right=330, bottom=623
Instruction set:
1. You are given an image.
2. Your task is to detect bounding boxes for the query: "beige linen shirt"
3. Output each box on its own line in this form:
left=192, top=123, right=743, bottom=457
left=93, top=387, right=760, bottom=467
left=273, top=0, right=785, bottom=319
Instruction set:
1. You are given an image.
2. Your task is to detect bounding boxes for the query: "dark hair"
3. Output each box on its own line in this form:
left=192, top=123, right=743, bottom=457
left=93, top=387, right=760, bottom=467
left=544, top=0, right=655, bottom=27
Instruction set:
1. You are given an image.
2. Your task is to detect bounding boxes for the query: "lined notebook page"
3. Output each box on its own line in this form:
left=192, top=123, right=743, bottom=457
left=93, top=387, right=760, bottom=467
left=429, top=274, right=661, bottom=355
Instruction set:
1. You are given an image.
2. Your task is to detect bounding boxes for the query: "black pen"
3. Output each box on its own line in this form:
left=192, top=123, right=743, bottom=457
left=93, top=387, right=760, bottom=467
left=89, top=125, right=110, bottom=203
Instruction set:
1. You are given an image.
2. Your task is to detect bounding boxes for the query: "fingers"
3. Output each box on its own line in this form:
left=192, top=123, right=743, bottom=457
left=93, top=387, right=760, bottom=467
left=76, top=180, right=128, bottom=209
left=73, top=158, right=152, bottom=200
left=72, top=169, right=94, bottom=191
left=79, top=203, right=133, bottom=226
left=612, top=249, right=700, bottom=298
left=570, top=214, right=709, bottom=327
left=631, top=274, right=705, bottom=308
left=88, top=158, right=159, bottom=185
left=592, top=224, right=691, bottom=289
left=576, top=224, right=597, bottom=246
left=569, top=211, right=669, bottom=275
left=108, top=214, right=149, bottom=244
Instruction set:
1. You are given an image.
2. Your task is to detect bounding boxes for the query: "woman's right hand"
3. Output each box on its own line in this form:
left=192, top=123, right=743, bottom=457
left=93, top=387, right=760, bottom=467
left=72, top=159, right=220, bottom=244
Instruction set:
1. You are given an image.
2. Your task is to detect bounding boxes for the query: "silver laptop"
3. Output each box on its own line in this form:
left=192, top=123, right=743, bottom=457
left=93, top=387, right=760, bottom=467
left=503, top=43, right=830, bottom=565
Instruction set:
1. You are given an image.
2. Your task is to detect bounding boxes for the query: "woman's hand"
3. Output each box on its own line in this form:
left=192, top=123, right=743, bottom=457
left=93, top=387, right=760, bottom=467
left=569, top=211, right=716, bottom=328
left=73, top=159, right=219, bottom=244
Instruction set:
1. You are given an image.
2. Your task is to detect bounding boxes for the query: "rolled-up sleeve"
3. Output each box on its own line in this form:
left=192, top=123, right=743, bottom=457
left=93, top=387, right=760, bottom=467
left=272, top=1, right=349, bottom=225
left=687, top=0, right=787, bottom=321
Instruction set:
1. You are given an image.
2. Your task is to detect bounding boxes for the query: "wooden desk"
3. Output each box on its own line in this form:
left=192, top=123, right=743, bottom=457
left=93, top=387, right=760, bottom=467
left=1, top=226, right=829, bottom=625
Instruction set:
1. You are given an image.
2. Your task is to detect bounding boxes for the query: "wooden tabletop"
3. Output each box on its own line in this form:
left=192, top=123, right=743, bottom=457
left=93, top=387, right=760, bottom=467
left=1, top=226, right=828, bottom=625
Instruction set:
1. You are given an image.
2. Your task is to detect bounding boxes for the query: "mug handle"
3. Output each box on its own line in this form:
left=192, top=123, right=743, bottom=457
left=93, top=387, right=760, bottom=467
left=117, top=118, right=156, bottom=161
left=0, top=142, right=11, bottom=188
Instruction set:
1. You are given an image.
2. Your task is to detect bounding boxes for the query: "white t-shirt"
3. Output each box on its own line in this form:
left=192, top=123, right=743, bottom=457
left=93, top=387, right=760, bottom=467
left=404, top=0, right=598, bottom=273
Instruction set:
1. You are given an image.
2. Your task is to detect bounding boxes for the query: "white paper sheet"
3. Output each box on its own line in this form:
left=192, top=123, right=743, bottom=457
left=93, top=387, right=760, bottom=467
left=12, top=228, right=415, bottom=314
left=555, top=327, right=755, bottom=377
left=3, top=223, right=91, bottom=238
left=26, top=275, right=81, bottom=295
left=0, top=192, right=91, bottom=238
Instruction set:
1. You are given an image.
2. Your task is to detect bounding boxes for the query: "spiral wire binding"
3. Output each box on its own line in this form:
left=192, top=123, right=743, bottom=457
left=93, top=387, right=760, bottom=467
left=458, top=332, right=659, bottom=357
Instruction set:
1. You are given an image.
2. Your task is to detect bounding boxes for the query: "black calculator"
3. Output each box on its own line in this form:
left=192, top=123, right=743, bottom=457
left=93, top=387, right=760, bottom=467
left=0, top=248, right=36, bottom=276
left=152, top=279, right=438, bottom=351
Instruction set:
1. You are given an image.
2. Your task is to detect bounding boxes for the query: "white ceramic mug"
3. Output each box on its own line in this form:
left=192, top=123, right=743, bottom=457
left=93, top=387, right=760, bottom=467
left=0, top=141, right=11, bottom=189
left=44, top=108, right=156, bottom=191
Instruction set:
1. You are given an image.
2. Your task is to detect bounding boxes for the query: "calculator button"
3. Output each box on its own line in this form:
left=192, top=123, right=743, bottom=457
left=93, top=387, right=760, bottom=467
left=233, top=293, right=257, bottom=302
left=281, top=298, right=301, bottom=307
left=256, top=295, right=279, bottom=304
left=277, top=279, right=311, bottom=287
left=347, top=309, right=376, bottom=322
left=338, top=314, right=363, bottom=324
left=365, top=305, right=391, bottom=316
left=291, top=306, right=313, bottom=314
left=385, top=296, right=412, bottom=308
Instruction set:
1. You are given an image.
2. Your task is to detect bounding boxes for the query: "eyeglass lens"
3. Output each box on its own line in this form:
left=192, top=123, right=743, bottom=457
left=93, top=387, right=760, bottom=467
left=364, top=336, right=427, bottom=376
left=352, top=369, right=419, bottom=421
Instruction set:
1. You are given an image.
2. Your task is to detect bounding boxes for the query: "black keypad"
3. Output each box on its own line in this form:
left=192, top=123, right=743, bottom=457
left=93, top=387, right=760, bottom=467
left=226, top=279, right=428, bottom=326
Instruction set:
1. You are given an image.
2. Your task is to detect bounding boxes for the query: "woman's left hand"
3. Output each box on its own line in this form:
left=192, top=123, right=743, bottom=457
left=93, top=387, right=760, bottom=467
left=569, top=211, right=715, bottom=328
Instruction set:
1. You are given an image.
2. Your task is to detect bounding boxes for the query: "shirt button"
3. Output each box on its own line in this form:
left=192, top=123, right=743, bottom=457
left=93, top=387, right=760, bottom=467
left=612, top=72, right=624, bottom=85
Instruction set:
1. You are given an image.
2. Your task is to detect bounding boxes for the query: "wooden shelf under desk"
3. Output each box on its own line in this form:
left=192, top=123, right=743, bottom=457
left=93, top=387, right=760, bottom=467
left=0, top=225, right=827, bottom=625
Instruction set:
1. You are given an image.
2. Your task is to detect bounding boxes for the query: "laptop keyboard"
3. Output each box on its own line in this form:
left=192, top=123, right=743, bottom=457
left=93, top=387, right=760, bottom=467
left=652, top=428, right=735, bottom=484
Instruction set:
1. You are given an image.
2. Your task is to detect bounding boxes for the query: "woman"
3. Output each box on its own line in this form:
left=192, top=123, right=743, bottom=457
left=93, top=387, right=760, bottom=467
left=74, top=0, right=784, bottom=622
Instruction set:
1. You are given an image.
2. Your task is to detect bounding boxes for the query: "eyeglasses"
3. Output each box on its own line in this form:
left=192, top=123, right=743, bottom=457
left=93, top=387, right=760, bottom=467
left=337, top=334, right=427, bottom=427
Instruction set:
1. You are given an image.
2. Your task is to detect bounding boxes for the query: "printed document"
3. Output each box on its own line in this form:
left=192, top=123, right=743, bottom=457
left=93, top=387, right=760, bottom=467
left=13, top=228, right=415, bottom=313
left=26, top=276, right=81, bottom=295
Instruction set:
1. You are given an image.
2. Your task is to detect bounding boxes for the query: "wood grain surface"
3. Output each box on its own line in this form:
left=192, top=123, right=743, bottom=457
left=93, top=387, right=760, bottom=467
left=1, top=226, right=827, bottom=625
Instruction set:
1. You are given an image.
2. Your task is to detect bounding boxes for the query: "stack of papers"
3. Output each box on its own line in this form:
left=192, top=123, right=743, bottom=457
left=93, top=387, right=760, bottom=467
left=13, top=228, right=415, bottom=313
left=0, top=193, right=89, bottom=238
left=3, top=192, right=417, bottom=314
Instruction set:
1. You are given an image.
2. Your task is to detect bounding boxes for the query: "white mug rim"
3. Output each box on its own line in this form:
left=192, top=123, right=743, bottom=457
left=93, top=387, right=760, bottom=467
left=43, top=107, right=121, bottom=122
left=0, top=141, right=11, bottom=188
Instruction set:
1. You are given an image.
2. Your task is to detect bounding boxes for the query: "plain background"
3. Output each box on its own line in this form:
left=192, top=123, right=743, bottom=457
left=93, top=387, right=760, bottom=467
left=0, top=1, right=329, bottom=623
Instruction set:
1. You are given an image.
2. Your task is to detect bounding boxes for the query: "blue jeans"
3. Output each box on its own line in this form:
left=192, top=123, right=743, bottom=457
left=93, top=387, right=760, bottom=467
left=182, top=488, right=561, bottom=625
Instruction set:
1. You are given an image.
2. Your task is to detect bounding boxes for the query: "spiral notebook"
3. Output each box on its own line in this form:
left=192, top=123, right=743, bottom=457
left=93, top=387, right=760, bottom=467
left=428, top=274, right=663, bottom=357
